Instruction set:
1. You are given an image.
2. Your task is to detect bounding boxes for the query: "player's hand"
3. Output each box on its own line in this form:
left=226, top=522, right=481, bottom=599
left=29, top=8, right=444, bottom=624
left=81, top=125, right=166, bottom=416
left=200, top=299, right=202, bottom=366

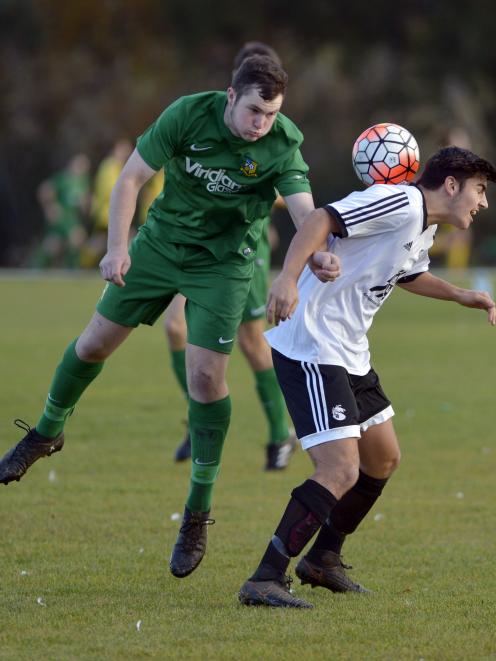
left=458, top=289, right=496, bottom=325
left=99, top=249, right=131, bottom=288
left=309, top=251, right=341, bottom=283
left=267, top=273, right=299, bottom=325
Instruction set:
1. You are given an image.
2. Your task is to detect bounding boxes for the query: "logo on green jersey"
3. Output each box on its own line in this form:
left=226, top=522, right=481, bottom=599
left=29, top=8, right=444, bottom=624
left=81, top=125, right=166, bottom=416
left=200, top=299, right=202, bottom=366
left=240, top=158, right=258, bottom=177
left=185, top=157, right=244, bottom=194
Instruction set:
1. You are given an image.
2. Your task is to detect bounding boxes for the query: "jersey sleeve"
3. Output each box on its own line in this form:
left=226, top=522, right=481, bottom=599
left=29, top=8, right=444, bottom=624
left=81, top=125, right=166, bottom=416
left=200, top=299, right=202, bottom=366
left=273, top=149, right=312, bottom=197
left=136, top=97, right=185, bottom=171
left=326, top=186, right=411, bottom=238
left=397, top=227, right=436, bottom=281
left=397, top=251, right=430, bottom=282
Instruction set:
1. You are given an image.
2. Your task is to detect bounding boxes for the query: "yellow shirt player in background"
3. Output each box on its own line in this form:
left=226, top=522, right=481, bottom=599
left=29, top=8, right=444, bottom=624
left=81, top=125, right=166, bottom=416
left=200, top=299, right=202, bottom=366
left=430, top=126, right=474, bottom=269
left=139, top=168, right=164, bottom=225
left=81, top=139, right=132, bottom=267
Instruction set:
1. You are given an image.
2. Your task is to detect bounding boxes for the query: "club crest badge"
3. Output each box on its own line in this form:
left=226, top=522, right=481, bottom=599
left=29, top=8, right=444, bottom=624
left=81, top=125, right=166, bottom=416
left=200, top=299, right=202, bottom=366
left=332, top=404, right=346, bottom=421
left=240, top=158, right=258, bottom=177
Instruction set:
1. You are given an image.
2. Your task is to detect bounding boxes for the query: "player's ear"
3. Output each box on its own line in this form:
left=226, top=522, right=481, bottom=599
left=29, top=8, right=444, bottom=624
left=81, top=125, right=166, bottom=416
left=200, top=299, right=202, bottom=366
left=227, top=87, right=236, bottom=107
left=444, top=175, right=459, bottom=196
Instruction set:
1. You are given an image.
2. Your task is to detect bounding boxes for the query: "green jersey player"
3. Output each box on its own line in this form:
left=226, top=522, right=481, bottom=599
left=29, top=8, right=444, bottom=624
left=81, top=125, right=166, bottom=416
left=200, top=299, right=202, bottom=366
left=163, top=43, right=297, bottom=470
left=1, top=56, right=336, bottom=582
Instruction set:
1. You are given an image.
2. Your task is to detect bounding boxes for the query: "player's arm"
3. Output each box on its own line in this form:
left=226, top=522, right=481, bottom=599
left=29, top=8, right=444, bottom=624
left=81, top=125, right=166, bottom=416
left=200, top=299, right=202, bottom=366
left=398, top=271, right=496, bottom=325
left=267, top=207, right=341, bottom=325
left=100, top=149, right=157, bottom=287
left=283, top=191, right=315, bottom=229
left=284, top=192, right=340, bottom=277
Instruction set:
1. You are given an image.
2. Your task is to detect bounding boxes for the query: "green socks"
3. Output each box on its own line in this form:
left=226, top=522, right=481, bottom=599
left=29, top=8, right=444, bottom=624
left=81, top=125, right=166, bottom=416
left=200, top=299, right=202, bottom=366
left=170, top=349, right=188, bottom=398
left=254, top=367, right=289, bottom=444
left=186, top=396, right=231, bottom=513
left=36, top=339, right=104, bottom=437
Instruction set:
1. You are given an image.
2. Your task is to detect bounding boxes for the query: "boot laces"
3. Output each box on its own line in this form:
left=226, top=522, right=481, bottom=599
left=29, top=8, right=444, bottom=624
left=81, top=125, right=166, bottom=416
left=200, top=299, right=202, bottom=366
left=181, top=517, right=215, bottom=532
left=14, top=419, right=32, bottom=434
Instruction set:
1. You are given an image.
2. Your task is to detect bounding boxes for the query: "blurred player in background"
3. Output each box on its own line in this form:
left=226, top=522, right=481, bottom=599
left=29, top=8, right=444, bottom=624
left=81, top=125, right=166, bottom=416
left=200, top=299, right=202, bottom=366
left=34, top=153, right=91, bottom=268
left=164, top=42, right=297, bottom=471
left=81, top=139, right=133, bottom=268
left=239, top=146, right=496, bottom=608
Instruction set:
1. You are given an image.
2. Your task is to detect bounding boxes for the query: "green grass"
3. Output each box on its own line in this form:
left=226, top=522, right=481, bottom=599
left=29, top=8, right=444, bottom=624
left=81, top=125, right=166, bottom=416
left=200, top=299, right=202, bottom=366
left=0, top=272, right=495, bottom=660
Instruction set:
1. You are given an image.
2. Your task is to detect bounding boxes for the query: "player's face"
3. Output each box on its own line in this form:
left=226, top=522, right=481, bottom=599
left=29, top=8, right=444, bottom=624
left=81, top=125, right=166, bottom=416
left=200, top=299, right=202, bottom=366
left=449, top=175, right=488, bottom=229
left=225, top=86, right=283, bottom=142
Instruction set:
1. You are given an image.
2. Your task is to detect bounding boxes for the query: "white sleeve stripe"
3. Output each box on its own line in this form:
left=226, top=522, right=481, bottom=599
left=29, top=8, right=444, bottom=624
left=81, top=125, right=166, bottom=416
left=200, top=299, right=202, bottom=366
left=342, top=196, right=408, bottom=221
left=339, top=191, right=407, bottom=218
left=340, top=194, right=408, bottom=221
left=345, top=200, right=410, bottom=227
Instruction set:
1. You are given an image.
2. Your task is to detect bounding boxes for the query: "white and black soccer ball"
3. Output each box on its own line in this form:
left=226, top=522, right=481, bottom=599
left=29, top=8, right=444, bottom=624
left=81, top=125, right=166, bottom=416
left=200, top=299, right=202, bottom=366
left=352, top=122, right=420, bottom=186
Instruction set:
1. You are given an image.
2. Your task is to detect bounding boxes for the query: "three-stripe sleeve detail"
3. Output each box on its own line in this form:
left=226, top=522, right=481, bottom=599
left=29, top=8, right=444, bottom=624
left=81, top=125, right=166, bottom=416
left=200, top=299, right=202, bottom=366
left=331, top=192, right=409, bottom=229
left=301, top=362, right=329, bottom=433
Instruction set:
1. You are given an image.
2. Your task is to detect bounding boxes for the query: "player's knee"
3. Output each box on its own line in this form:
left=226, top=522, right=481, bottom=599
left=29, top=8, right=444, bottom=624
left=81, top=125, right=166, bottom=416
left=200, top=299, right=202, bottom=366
left=237, top=331, right=253, bottom=356
left=313, top=462, right=359, bottom=499
left=339, top=463, right=361, bottom=494
left=76, top=335, right=112, bottom=362
left=238, top=325, right=271, bottom=367
left=371, top=449, right=401, bottom=478
left=387, top=448, right=401, bottom=474
left=164, top=316, right=186, bottom=345
left=188, top=366, right=221, bottom=399
left=237, top=327, right=259, bottom=355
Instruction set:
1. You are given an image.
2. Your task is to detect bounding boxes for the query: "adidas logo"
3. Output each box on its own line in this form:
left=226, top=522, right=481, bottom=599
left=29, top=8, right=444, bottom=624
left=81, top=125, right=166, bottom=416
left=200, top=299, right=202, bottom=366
left=403, top=241, right=413, bottom=251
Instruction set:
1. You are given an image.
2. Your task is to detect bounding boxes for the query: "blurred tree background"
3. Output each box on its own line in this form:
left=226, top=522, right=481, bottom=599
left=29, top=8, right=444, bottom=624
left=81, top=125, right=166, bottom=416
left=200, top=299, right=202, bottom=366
left=1, top=0, right=496, bottom=266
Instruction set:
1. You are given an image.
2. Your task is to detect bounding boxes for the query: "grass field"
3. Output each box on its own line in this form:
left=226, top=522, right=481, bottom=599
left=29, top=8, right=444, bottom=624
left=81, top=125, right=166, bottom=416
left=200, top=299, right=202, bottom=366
left=0, top=272, right=495, bottom=660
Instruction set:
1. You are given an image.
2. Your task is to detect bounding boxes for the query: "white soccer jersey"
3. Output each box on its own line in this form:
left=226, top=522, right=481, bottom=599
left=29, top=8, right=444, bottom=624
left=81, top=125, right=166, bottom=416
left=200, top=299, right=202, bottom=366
left=266, top=184, right=437, bottom=375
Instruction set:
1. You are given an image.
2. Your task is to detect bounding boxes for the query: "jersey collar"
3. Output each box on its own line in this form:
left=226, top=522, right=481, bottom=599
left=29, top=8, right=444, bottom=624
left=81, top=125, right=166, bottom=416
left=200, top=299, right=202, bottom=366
left=409, top=183, right=428, bottom=232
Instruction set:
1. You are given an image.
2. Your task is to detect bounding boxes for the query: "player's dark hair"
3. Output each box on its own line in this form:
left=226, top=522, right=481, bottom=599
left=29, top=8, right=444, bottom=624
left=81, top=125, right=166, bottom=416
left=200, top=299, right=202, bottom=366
left=231, top=54, right=288, bottom=101
left=417, top=146, right=496, bottom=189
left=233, top=41, right=282, bottom=71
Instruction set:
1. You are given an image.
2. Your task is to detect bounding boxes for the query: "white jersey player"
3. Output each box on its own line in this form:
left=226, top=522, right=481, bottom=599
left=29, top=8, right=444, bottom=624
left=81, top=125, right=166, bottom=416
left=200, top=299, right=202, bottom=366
left=268, top=184, right=436, bottom=372
left=265, top=183, right=434, bottom=448
left=239, top=146, right=496, bottom=609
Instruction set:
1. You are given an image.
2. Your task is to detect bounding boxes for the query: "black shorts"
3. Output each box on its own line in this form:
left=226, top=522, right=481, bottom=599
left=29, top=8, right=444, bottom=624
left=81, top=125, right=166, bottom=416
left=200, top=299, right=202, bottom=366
left=272, top=349, right=394, bottom=449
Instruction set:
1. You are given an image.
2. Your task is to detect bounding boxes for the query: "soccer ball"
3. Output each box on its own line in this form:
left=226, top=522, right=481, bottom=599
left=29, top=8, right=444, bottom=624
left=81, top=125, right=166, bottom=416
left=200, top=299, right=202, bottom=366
left=352, top=122, right=420, bottom=186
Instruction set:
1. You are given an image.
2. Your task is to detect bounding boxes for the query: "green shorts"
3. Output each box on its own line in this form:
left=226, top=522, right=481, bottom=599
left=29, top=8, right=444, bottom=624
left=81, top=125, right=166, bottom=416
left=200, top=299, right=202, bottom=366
left=97, top=229, right=253, bottom=354
left=241, top=229, right=271, bottom=323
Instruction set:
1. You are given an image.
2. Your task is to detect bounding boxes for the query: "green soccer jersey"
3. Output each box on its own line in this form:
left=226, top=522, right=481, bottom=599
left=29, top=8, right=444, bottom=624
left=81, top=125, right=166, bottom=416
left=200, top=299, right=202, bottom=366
left=50, top=169, right=89, bottom=234
left=136, top=91, right=311, bottom=260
